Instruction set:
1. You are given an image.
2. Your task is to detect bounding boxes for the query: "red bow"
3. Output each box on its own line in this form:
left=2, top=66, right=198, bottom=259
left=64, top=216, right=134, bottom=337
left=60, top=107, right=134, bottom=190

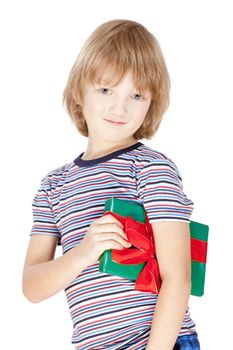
left=103, top=211, right=161, bottom=294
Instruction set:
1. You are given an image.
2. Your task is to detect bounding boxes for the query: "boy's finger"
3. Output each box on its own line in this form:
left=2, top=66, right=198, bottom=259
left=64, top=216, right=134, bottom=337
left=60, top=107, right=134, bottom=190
left=98, top=213, right=124, bottom=228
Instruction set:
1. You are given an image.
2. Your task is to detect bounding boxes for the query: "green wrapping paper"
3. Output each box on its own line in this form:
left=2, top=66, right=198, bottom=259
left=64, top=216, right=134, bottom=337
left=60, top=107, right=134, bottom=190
left=99, top=198, right=147, bottom=280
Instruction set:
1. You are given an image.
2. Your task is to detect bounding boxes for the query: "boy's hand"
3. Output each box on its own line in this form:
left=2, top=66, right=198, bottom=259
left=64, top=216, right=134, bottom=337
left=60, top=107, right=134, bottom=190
left=78, top=214, right=132, bottom=266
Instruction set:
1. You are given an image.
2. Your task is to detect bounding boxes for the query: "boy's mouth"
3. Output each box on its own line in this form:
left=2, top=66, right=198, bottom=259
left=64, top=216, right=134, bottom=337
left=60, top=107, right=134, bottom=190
left=104, top=118, right=126, bottom=125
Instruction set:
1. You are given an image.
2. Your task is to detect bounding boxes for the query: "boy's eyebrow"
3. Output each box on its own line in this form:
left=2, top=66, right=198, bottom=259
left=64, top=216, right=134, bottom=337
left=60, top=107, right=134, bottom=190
left=91, top=78, right=110, bottom=86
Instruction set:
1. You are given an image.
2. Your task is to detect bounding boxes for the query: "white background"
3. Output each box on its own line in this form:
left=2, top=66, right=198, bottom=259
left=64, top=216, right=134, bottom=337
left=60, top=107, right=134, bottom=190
left=0, top=1, right=232, bottom=349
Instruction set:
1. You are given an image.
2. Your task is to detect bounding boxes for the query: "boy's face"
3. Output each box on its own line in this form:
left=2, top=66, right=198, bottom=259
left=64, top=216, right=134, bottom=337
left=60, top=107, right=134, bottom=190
left=81, top=71, right=151, bottom=146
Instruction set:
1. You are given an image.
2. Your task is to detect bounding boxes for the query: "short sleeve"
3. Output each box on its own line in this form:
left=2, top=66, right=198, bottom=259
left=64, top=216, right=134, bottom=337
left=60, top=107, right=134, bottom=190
left=138, top=159, right=194, bottom=223
left=30, top=178, right=60, bottom=239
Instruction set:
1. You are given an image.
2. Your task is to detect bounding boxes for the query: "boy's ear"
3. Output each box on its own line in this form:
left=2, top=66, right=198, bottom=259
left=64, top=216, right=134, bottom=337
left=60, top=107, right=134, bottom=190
left=75, top=100, right=83, bottom=110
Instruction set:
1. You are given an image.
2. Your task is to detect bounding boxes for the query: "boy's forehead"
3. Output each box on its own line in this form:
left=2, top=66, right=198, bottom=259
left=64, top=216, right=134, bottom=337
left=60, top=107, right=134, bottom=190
left=91, top=70, right=149, bottom=92
left=93, top=68, right=128, bottom=85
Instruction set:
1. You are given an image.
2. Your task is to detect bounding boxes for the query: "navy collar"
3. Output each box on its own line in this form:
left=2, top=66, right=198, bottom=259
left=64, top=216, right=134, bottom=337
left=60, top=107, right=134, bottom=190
left=74, top=142, right=143, bottom=167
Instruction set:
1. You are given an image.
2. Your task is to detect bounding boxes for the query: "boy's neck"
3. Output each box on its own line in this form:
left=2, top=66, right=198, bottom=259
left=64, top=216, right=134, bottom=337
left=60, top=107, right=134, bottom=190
left=81, top=138, right=138, bottom=160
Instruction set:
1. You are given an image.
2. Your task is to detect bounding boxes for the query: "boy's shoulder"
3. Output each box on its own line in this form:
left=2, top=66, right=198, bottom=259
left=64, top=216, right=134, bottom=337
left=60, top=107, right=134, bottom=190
left=136, top=143, right=181, bottom=178
left=137, top=143, right=177, bottom=166
left=45, top=161, right=74, bottom=177
left=40, top=160, right=74, bottom=191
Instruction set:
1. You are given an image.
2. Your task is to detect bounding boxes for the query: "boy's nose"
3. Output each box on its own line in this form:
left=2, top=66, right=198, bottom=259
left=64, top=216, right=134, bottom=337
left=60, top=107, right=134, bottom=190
left=109, top=97, right=128, bottom=116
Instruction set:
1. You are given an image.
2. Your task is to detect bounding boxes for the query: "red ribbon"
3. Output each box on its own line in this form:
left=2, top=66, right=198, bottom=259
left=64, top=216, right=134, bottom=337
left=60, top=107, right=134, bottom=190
left=103, top=211, right=161, bottom=294
left=191, top=238, right=207, bottom=263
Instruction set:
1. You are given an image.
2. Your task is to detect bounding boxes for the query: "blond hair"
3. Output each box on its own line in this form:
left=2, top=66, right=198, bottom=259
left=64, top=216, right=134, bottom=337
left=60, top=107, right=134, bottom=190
left=63, top=19, right=170, bottom=140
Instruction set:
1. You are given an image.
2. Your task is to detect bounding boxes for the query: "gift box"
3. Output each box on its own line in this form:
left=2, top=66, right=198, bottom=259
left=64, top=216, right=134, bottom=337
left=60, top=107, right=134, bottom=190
left=99, top=197, right=209, bottom=297
left=189, top=221, right=209, bottom=296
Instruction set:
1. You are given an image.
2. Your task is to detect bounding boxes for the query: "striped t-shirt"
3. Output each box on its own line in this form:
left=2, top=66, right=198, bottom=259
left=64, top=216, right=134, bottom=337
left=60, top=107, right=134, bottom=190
left=30, top=141, right=197, bottom=349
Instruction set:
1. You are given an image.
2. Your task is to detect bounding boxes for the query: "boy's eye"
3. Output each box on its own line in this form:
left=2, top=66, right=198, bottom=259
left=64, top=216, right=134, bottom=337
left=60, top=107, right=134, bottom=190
left=98, top=88, right=111, bottom=95
left=132, top=93, right=145, bottom=101
left=97, top=88, right=146, bottom=100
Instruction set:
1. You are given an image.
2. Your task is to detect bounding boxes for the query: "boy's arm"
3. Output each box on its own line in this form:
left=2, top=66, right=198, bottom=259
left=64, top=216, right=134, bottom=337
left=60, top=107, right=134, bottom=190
left=22, top=235, right=88, bottom=303
left=146, top=221, right=191, bottom=350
